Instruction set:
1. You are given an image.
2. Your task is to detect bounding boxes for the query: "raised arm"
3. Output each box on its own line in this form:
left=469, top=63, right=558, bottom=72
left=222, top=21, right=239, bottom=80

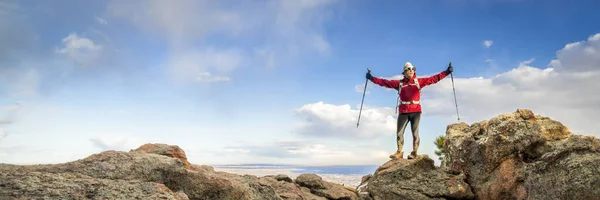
left=370, top=76, right=400, bottom=90
left=418, top=65, right=453, bottom=88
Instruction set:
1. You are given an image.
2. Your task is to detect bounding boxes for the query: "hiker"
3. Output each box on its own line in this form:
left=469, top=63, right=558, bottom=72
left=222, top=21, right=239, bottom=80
left=366, top=62, right=453, bottom=159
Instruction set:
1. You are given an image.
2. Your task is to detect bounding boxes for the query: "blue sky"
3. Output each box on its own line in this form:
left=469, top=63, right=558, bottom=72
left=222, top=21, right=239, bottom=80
left=1, top=0, right=599, bottom=166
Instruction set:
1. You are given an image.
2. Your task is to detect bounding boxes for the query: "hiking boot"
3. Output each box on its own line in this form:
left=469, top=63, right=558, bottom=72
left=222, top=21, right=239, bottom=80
left=407, top=151, right=417, bottom=159
left=389, top=151, right=403, bottom=159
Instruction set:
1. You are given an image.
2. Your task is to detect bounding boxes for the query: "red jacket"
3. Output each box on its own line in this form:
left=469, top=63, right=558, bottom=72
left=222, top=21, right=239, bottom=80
left=370, top=70, right=450, bottom=114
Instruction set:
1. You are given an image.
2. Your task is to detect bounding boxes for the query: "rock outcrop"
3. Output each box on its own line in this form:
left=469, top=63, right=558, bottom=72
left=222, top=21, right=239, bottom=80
left=258, top=173, right=361, bottom=200
left=1, top=109, right=599, bottom=200
left=360, top=155, right=473, bottom=200
left=0, top=170, right=190, bottom=199
left=131, top=143, right=192, bottom=168
left=442, top=109, right=600, bottom=200
left=0, top=147, right=280, bottom=200
left=294, top=173, right=359, bottom=200
left=0, top=144, right=359, bottom=200
left=357, top=109, right=600, bottom=200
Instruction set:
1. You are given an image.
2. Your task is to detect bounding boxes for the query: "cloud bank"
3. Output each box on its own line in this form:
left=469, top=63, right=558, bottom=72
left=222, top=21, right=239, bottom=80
left=292, top=102, right=396, bottom=140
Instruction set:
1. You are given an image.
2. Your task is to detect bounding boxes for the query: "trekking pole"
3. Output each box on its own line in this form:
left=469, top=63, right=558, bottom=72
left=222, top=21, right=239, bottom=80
left=357, top=68, right=371, bottom=128
left=449, top=62, right=460, bottom=122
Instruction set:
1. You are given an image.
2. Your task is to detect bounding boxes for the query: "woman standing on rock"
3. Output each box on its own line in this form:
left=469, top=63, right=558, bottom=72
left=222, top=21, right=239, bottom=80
left=366, top=62, right=453, bottom=159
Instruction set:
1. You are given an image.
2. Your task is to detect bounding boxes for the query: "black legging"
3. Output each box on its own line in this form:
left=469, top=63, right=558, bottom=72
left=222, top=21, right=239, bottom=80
left=396, top=112, right=421, bottom=153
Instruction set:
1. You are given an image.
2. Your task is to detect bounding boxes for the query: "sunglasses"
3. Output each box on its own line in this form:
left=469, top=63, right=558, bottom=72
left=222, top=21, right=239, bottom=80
left=405, top=67, right=415, bottom=71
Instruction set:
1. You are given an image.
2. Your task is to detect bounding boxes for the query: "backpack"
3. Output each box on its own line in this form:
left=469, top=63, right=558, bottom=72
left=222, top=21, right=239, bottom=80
left=395, top=78, right=420, bottom=114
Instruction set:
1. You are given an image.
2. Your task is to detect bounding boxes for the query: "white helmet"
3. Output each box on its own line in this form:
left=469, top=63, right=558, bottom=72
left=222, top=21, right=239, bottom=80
left=403, top=62, right=416, bottom=72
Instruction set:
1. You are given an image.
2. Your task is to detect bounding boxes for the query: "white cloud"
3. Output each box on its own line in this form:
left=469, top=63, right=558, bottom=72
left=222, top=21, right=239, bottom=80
left=549, top=33, right=600, bottom=72
left=90, top=135, right=150, bottom=151
left=292, top=101, right=396, bottom=139
left=419, top=33, right=600, bottom=136
left=55, top=33, right=103, bottom=66
left=166, top=48, right=242, bottom=83
left=520, top=57, right=535, bottom=66
left=212, top=139, right=389, bottom=165
left=253, top=140, right=354, bottom=158
left=483, top=40, right=494, bottom=48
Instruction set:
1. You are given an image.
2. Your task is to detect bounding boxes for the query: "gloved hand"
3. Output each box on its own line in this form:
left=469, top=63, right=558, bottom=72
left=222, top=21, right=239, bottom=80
left=446, top=62, right=453, bottom=74
left=366, top=71, right=373, bottom=80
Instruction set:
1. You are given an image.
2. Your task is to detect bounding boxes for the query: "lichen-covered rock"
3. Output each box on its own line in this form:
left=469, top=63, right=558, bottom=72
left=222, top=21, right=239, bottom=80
left=365, top=155, right=473, bottom=200
left=295, top=173, right=360, bottom=200
left=0, top=170, right=189, bottom=200
left=522, top=135, right=600, bottom=200
left=131, top=143, right=192, bottom=168
left=442, top=109, right=600, bottom=200
left=258, top=175, right=326, bottom=200
left=0, top=143, right=364, bottom=200
left=191, top=164, right=215, bottom=172
left=295, top=174, right=326, bottom=189
left=0, top=148, right=280, bottom=200
left=274, top=174, right=294, bottom=183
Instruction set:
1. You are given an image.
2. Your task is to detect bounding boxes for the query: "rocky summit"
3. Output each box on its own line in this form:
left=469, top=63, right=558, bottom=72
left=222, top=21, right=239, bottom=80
left=441, top=109, right=600, bottom=200
left=1, top=109, right=599, bottom=200
left=357, top=109, right=600, bottom=200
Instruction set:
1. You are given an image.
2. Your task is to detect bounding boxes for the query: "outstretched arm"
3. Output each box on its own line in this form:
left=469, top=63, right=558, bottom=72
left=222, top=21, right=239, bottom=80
left=418, top=70, right=449, bottom=87
left=418, top=66, right=452, bottom=88
left=370, top=76, right=400, bottom=89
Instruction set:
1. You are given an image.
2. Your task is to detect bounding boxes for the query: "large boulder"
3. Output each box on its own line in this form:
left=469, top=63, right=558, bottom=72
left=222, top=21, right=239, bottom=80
left=359, top=155, right=473, bottom=200
left=0, top=145, right=280, bottom=200
left=131, top=143, right=192, bottom=168
left=0, top=170, right=189, bottom=199
left=294, top=173, right=360, bottom=200
left=258, top=174, right=327, bottom=200
left=442, top=109, right=600, bottom=200
left=256, top=173, right=361, bottom=200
